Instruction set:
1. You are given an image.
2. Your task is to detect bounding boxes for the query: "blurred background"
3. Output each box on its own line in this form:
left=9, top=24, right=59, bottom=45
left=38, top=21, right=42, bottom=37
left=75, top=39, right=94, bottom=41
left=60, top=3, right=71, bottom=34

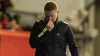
left=0, top=0, right=100, bottom=56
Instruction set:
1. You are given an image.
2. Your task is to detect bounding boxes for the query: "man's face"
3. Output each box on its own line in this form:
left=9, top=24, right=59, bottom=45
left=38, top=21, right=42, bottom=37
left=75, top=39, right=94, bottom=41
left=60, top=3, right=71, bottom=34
left=45, top=10, right=58, bottom=23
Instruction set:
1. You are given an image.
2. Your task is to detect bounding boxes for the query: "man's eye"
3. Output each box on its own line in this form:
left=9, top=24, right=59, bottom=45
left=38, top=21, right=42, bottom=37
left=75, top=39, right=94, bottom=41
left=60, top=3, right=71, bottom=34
left=46, top=16, right=50, bottom=18
left=51, top=16, right=54, bottom=17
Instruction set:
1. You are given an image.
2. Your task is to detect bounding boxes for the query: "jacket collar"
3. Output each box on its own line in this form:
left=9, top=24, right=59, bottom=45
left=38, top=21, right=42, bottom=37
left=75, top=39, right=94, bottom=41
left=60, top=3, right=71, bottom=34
left=54, top=17, right=59, bottom=25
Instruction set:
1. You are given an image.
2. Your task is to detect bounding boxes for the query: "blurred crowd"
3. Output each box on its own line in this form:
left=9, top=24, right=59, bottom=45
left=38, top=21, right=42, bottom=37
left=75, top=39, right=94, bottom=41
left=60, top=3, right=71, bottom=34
left=0, top=13, right=25, bottom=31
left=0, top=0, right=31, bottom=31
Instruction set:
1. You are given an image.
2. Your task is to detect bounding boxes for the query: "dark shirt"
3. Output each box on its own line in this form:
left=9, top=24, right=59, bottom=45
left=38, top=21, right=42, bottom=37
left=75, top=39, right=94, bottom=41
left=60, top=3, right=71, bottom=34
left=29, top=19, right=79, bottom=56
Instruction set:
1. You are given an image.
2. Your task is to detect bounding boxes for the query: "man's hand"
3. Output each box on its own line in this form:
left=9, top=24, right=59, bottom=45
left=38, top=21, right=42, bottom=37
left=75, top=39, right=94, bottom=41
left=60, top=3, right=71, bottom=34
left=45, top=20, right=54, bottom=32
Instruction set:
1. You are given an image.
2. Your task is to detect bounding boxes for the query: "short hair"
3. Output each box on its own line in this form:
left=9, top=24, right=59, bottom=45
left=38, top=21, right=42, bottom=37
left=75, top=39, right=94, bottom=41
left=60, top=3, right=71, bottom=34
left=44, top=1, right=58, bottom=11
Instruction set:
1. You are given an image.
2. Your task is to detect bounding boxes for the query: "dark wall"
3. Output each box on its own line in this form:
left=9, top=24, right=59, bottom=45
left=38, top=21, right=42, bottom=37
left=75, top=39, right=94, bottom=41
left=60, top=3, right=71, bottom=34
left=94, top=0, right=100, bottom=56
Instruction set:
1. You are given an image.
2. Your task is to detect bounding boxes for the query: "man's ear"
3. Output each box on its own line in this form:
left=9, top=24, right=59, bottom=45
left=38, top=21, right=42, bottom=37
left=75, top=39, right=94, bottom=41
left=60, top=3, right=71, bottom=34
left=57, top=11, right=59, bottom=13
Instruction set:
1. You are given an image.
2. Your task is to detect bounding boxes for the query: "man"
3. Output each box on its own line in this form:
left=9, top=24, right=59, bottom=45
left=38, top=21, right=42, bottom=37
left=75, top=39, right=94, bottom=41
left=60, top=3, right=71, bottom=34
left=29, top=1, right=79, bottom=56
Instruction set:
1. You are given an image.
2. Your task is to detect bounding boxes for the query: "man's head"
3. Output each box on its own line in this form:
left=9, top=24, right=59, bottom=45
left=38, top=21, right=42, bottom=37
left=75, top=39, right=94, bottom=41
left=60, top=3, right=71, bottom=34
left=44, top=1, right=59, bottom=23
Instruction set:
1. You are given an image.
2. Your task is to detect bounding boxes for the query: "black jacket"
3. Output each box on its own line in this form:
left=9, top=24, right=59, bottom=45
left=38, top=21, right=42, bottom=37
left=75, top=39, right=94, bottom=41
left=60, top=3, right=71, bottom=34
left=29, top=19, right=79, bottom=56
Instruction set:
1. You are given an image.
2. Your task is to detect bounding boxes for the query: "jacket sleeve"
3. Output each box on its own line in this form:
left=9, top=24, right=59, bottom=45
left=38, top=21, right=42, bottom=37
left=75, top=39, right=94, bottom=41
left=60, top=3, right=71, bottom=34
left=29, top=21, right=49, bottom=48
left=66, top=24, right=79, bottom=56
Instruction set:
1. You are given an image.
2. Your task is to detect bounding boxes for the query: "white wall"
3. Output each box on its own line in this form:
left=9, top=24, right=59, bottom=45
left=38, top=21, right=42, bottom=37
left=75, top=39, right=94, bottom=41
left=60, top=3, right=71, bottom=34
left=11, top=0, right=85, bottom=20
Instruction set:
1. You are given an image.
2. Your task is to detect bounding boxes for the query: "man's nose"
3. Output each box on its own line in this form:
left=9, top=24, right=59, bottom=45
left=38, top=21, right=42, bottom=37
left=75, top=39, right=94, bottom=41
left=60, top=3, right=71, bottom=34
left=49, top=16, right=52, bottom=21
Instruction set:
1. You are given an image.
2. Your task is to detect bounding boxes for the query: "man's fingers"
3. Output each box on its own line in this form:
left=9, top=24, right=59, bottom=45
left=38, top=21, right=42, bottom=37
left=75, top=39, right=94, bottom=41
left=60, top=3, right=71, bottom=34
left=46, top=19, right=54, bottom=32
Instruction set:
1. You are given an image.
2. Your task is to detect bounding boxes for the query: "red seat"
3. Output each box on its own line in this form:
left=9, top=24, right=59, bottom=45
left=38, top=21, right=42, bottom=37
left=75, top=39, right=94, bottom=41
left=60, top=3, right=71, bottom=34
left=0, top=29, right=36, bottom=56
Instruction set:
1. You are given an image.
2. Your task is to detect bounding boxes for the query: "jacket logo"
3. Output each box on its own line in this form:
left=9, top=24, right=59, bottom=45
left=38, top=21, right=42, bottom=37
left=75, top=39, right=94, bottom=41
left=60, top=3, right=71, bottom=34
left=56, top=33, right=60, bottom=36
